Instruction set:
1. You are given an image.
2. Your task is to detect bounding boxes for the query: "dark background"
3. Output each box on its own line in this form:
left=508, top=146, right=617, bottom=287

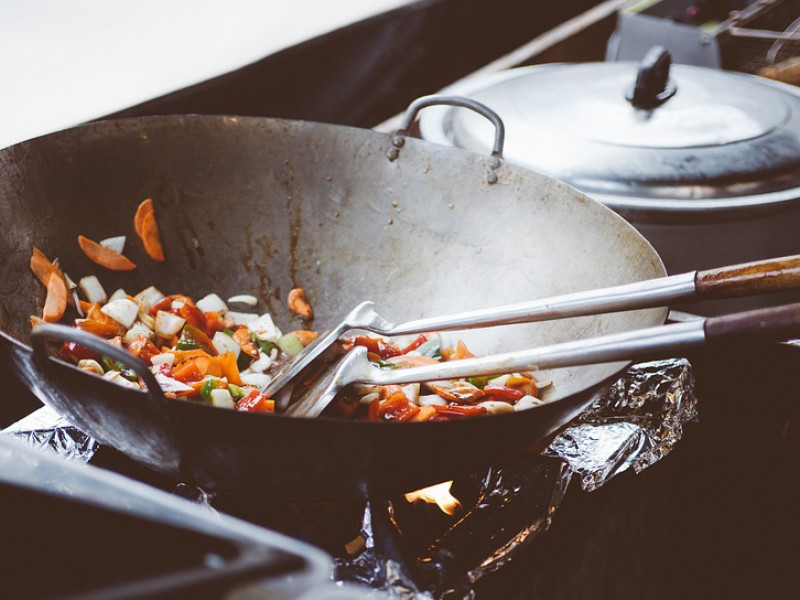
left=3, top=1, right=798, bottom=598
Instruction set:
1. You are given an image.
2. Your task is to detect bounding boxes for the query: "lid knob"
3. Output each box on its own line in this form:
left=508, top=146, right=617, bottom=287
left=626, top=46, right=678, bottom=110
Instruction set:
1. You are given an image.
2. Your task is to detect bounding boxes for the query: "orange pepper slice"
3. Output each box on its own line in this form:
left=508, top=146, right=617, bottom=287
left=78, top=235, right=136, bottom=271
left=214, top=351, right=242, bottom=386
left=42, top=273, right=67, bottom=323
left=134, top=198, right=165, bottom=262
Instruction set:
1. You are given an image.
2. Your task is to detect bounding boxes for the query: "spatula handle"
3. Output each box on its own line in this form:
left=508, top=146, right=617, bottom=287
left=696, top=254, right=800, bottom=299
left=704, top=302, right=800, bottom=343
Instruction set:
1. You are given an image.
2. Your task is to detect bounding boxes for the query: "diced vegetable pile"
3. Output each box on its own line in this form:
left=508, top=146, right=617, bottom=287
left=30, top=198, right=549, bottom=420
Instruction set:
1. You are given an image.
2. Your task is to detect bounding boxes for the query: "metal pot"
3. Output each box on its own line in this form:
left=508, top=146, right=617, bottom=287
left=0, top=101, right=668, bottom=499
left=418, top=48, right=800, bottom=314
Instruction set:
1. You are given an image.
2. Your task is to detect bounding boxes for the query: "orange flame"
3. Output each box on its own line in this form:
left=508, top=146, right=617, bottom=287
left=404, top=480, right=462, bottom=516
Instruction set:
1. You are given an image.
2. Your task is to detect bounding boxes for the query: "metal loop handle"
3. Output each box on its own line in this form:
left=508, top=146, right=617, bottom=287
left=31, top=323, right=165, bottom=402
left=392, top=94, right=506, bottom=159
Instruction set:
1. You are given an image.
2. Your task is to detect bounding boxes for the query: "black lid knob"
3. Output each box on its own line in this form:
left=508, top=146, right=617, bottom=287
left=626, top=46, right=678, bottom=110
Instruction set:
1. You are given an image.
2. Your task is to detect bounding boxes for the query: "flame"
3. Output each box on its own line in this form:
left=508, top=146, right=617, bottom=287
left=404, top=480, right=462, bottom=516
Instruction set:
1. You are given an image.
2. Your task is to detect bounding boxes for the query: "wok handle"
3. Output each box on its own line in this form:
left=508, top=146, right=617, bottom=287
left=696, top=254, right=800, bottom=299
left=30, top=323, right=165, bottom=402
left=392, top=94, right=505, bottom=159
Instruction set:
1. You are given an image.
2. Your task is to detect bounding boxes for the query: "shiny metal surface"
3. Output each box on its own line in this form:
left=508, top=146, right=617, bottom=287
left=419, top=62, right=800, bottom=206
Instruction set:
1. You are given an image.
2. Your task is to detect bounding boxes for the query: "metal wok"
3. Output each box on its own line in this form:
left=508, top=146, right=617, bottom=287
left=0, top=99, right=667, bottom=500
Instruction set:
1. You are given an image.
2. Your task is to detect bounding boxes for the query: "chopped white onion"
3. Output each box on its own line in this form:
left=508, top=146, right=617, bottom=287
left=359, top=392, right=380, bottom=405
left=108, top=288, right=128, bottom=303
left=418, top=394, right=447, bottom=407
left=102, top=371, right=140, bottom=389
left=227, top=294, right=258, bottom=306
left=150, top=353, right=175, bottom=367
left=240, top=372, right=272, bottom=391
left=72, top=290, right=84, bottom=317
left=134, top=286, right=165, bottom=306
left=353, top=383, right=381, bottom=396
left=196, top=293, right=228, bottom=313
left=99, top=235, right=126, bottom=254
left=486, top=374, right=511, bottom=387
left=476, top=400, right=515, bottom=415
left=248, top=352, right=273, bottom=373
left=154, top=372, right=193, bottom=393
left=212, top=331, right=240, bottom=359
left=226, top=311, right=259, bottom=325
left=79, top=275, right=107, bottom=305
left=101, top=298, right=139, bottom=329
left=124, top=321, right=155, bottom=345
left=246, top=313, right=281, bottom=342
left=154, top=310, right=185, bottom=338
left=210, top=388, right=235, bottom=409
left=402, top=383, right=420, bottom=405
left=77, top=359, right=104, bottom=375
left=515, top=395, right=543, bottom=411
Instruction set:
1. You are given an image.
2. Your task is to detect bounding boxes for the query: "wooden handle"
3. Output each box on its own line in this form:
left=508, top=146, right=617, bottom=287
left=705, top=302, right=800, bottom=344
left=696, top=255, right=800, bottom=299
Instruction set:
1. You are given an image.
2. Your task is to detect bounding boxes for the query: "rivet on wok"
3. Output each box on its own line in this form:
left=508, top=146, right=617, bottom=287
left=486, top=172, right=498, bottom=184
left=387, top=148, right=400, bottom=161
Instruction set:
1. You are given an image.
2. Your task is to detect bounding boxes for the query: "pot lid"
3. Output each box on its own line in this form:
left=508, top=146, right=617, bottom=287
left=419, top=48, right=800, bottom=205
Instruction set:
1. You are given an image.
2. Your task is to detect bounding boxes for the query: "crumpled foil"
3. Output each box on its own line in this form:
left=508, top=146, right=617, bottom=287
left=333, top=358, right=698, bottom=599
left=1, top=405, right=99, bottom=461
left=2, top=358, right=697, bottom=600
left=544, top=357, right=697, bottom=491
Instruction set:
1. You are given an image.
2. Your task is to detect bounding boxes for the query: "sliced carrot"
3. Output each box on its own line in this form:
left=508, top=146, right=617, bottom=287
left=214, top=351, right=242, bottom=385
left=30, top=247, right=61, bottom=287
left=172, top=355, right=220, bottom=381
left=200, top=356, right=222, bottom=378
left=78, top=235, right=136, bottom=271
left=133, top=198, right=151, bottom=238
left=172, top=359, right=203, bottom=383
left=134, top=198, right=164, bottom=262
left=42, top=273, right=67, bottom=323
left=172, top=349, right=213, bottom=365
left=75, top=319, right=122, bottom=338
left=30, top=247, right=74, bottom=307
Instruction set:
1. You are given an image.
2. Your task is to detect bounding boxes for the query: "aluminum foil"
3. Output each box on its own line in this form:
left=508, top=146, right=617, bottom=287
left=1, top=405, right=99, bottom=462
left=334, top=358, right=698, bottom=599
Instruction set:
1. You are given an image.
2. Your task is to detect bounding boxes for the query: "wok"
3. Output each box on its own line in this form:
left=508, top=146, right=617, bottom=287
left=0, top=98, right=668, bottom=499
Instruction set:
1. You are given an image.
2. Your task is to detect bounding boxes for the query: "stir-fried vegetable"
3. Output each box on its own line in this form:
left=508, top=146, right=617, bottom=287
left=29, top=197, right=551, bottom=420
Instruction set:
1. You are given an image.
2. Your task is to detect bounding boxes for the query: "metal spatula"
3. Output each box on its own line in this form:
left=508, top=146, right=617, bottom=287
left=286, top=302, right=800, bottom=417
left=264, top=254, right=800, bottom=404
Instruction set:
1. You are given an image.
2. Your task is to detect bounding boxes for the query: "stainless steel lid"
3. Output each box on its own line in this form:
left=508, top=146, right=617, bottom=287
left=419, top=49, right=800, bottom=211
